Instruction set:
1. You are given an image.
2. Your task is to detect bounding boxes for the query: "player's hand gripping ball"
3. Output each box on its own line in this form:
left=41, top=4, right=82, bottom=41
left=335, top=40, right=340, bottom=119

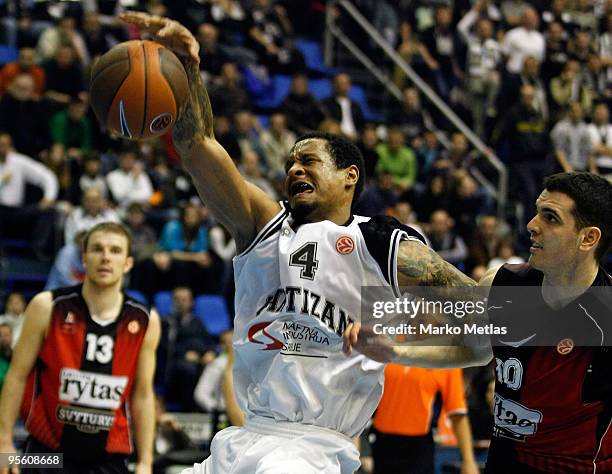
left=90, top=40, right=188, bottom=140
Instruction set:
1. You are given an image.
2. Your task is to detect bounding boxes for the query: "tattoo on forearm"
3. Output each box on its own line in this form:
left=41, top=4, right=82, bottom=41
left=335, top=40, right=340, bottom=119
left=173, top=60, right=214, bottom=151
left=397, top=244, right=475, bottom=287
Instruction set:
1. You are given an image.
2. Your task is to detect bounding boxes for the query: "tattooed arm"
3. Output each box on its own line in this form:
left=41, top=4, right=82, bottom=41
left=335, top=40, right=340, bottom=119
left=120, top=12, right=280, bottom=252
left=343, top=244, right=496, bottom=367
left=396, top=239, right=476, bottom=287
left=342, top=319, right=492, bottom=367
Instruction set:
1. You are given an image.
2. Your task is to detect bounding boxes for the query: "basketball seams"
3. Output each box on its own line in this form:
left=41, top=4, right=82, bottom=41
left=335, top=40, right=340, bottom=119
left=158, top=49, right=181, bottom=117
left=90, top=56, right=124, bottom=84
left=89, top=47, right=129, bottom=83
left=158, top=47, right=188, bottom=108
left=90, top=61, right=131, bottom=128
left=139, top=41, right=148, bottom=139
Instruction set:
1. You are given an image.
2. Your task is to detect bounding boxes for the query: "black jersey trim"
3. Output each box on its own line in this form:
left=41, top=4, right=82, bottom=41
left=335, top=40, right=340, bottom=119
left=359, top=216, right=428, bottom=298
left=237, top=203, right=288, bottom=258
left=342, top=215, right=354, bottom=227
left=52, top=292, right=80, bottom=305
left=124, top=299, right=150, bottom=318
left=260, top=220, right=285, bottom=244
left=389, top=230, right=427, bottom=298
left=388, top=229, right=403, bottom=298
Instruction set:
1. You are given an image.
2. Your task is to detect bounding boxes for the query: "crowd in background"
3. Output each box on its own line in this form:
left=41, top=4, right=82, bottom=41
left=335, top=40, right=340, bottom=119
left=0, top=0, right=611, bottom=471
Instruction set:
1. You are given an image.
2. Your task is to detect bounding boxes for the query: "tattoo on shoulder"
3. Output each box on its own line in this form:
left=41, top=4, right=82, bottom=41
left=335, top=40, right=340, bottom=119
left=397, top=241, right=475, bottom=287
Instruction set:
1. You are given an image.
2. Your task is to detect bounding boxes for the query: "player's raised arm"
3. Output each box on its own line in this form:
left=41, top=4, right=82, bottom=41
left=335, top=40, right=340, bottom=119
left=119, top=12, right=280, bottom=251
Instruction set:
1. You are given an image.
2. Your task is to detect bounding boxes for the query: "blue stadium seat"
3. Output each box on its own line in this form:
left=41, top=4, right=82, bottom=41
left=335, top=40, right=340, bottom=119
left=0, top=238, right=35, bottom=258
left=125, top=289, right=148, bottom=305
left=153, top=291, right=173, bottom=317
left=0, top=238, right=30, bottom=249
left=295, top=39, right=336, bottom=76
left=0, top=46, right=18, bottom=65
left=349, top=85, right=382, bottom=122
left=2, top=256, right=50, bottom=300
left=272, top=74, right=292, bottom=104
left=257, top=114, right=270, bottom=129
left=194, top=294, right=231, bottom=336
left=309, top=78, right=332, bottom=100
left=253, top=74, right=292, bottom=109
left=309, top=80, right=381, bottom=122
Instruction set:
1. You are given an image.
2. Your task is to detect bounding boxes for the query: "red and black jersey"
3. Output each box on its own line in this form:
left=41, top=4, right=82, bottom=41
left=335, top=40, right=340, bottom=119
left=485, top=264, right=612, bottom=474
left=21, top=285, right=150, bottom=462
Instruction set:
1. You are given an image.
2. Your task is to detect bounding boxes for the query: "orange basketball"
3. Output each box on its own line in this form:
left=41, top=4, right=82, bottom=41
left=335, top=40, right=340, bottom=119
left=90, top=40, right=189, bottom=140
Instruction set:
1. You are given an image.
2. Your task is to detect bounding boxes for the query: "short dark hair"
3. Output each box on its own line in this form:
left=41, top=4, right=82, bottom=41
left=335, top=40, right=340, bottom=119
left=544, top=172, right=612, bottom=261
left=126, top=202, right=145, bottom=214
left=83, top=151, right=100, bottom=163
left=83, top=222, right=132, bottom=256
left=294, top=132, right=365, bottom=206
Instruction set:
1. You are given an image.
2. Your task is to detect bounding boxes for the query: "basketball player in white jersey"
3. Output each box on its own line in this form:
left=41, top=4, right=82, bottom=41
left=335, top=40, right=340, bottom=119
left=122, top=12, right=480, bottom=473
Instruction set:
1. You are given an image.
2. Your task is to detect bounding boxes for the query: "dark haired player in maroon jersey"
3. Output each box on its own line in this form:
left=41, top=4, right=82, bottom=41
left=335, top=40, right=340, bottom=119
left=346, top=172, right=612, bottom=473
left=0, top=222, right=160, bottom=474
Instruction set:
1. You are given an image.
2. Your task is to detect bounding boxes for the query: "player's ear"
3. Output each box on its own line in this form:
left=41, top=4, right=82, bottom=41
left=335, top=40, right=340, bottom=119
left=345, top=165, right=359, bottom=187
left=579, top=226, right=601, bottom=253
left=124, top=255, right=134, bottom=274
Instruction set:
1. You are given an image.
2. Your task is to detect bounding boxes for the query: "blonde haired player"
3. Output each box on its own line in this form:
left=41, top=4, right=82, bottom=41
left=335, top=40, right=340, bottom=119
left=0, top=223, right=160, bottom=474
left=121, top=12, right=481, bottom=474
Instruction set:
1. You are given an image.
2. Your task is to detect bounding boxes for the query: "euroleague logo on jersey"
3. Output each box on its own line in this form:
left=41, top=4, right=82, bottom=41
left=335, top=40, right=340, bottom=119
left=128, top=320, right=140, bottom=334
left=335, top=236, right=355, bottom=255
left=557, top=338, right=574, bottom=355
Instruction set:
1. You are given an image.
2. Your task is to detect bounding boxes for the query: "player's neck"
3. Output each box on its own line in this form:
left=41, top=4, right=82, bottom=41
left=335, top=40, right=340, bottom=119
left=540, top=258, right=599, bottom=306
left=312, top=205, right=352, bottom=226
left=82, top=280, right=124, bottom=320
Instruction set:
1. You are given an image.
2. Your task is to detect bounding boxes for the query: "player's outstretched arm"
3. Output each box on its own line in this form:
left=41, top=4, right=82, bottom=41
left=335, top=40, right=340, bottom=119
left=119, top=12, right=280, bottom=251
left=131, top=309, right=160, bottom=474
left=0, top=292, right=53, bottom=474
left=343, top=322, right=491, bottom=368
left=343, top=245, right=497, bottom=368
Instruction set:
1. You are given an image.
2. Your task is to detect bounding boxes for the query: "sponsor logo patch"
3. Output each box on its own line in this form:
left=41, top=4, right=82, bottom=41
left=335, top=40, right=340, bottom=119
left=493, top=393, right=542, bottom=441
left=62, top=312, right=77, bottom=333
left=248, top=321, right=283, bottom=350
left=59, top=368, right=128, bottom=410
left=247, top=319, right=332, bottom=358
left=56, top=405, right=115, bottom=433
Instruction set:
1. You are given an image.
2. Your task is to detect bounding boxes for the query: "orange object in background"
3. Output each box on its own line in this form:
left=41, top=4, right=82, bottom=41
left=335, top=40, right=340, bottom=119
left=373, top=364, right=467, bottom=436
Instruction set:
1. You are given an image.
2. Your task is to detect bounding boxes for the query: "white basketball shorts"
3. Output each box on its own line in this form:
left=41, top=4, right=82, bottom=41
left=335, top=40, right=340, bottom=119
left=181, top=416, right=361, bottom=474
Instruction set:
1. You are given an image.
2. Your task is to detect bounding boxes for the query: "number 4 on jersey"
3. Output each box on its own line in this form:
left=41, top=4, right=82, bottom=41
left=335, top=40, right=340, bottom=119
left=289, top=242, right=319, bottom=280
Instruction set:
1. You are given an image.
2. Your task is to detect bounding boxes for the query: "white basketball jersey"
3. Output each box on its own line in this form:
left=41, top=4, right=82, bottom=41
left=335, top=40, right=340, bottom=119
left=232, top=204, right=426, bottom=438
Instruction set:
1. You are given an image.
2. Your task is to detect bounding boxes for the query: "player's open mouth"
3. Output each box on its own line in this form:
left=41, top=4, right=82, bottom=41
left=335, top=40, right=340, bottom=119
left=530, top=240, right=543, bottom=251
left=290, top=181, right=314, bottom=197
